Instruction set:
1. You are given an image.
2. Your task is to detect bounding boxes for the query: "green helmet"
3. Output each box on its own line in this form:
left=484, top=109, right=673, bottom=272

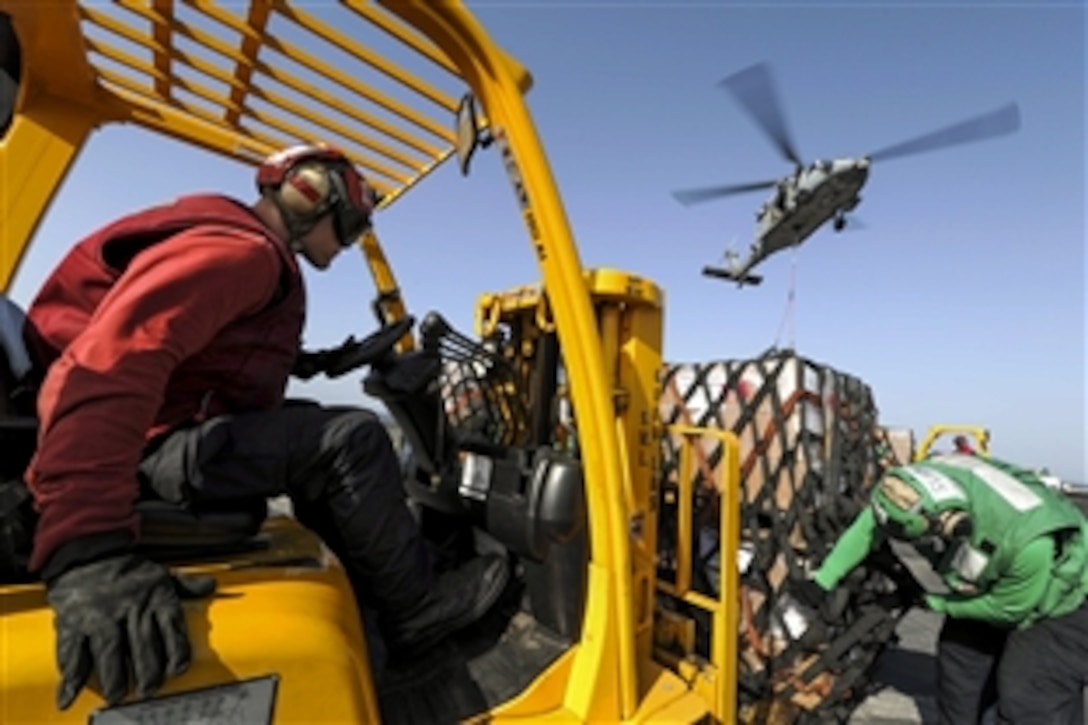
left=871, top=463, right=971, bottom=541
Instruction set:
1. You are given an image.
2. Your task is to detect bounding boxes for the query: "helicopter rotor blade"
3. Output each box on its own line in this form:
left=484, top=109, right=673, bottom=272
left=867, top=102, right=1021, bottom=163
left=718, top=62, right=805, bottom=168
left=672, top=179, right=780, bottom=206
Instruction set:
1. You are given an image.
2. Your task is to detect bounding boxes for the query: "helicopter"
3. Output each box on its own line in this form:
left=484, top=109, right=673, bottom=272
left=674, top=62, right=1022, bottom=287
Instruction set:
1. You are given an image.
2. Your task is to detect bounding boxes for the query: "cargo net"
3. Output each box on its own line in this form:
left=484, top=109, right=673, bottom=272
left=422, top=314, right=529, bottom=450
left=657, top=349, right=916, bottom=723
left=873, top=426, right=916, bottom=468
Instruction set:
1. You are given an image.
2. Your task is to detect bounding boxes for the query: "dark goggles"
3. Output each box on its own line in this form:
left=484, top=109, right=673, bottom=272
left=327, top=166, right=373, bottom=247
left=332, top=202, right=371, bottom=247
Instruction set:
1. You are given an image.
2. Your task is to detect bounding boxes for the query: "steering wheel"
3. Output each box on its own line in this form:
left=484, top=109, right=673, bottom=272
left=324, top=315, right=415, bottom=379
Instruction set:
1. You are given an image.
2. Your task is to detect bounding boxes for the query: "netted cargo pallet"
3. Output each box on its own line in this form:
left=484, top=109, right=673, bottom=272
left=657, top=348, right=915, bottom=723
left=875, top=426, right=915, bottom=468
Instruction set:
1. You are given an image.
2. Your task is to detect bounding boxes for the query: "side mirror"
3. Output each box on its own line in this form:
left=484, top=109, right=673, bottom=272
left=455, top=93, right=481, bottom=176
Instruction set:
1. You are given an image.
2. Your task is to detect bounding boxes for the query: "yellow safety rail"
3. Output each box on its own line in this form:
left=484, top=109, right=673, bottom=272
left=915, top=424, right=991, bottom=461
left=656, top=425, right=742, bottom=721
left=78, top=0, right=461, bottom=200
left=360, top=228, right=415, bottom=351
left=0, top=0, right=523, bottom=293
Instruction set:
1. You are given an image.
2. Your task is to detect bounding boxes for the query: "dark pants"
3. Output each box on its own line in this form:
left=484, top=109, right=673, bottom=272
left=937, top=601, right=1088, bottom=724
left=138, top=402, right=434, bottom=673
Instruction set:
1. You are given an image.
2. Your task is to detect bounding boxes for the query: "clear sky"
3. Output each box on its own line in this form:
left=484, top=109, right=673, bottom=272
left=8, top=1, right=1085, bottom=480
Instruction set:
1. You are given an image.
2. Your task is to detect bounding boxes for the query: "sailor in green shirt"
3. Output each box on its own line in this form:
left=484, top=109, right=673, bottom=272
left=793, top=453, right=1088, bottom=724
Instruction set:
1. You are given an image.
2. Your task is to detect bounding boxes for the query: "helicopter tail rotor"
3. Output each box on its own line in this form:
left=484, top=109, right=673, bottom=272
left=723, top=239, right=742, bottom=265
left=866, top=102, right=1021, bottom=163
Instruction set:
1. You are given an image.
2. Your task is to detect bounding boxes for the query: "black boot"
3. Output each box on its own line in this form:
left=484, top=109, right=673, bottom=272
left=387, top=553, right=510, bottom=657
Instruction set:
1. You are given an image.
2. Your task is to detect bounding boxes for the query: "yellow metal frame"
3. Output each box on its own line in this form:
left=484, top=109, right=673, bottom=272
left=655, top=425, right=742, bottom=722
left=915, top=424, right=991, bottom=461
left=0, top=1, right=734, bottom=721
left=471, top=270, right=725, bottom=722
left=396, top=5, right=673, bottom=713
left=360, top=228, right=415, bottom=351
left=0, top=0, right=509, bottom=291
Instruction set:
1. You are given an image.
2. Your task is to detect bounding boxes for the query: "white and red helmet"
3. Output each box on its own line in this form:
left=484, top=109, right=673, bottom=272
left=257, top=143, right=376, bottom=245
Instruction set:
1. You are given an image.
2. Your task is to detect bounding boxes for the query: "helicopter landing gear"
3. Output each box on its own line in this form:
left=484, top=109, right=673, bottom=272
left=833, top=211, right=846, bottom=232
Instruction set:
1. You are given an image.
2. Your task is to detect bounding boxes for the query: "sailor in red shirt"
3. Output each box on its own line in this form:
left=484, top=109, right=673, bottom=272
left=954, top=435, right=977, bottom=455
left=23, top=145, right=508, bottom=710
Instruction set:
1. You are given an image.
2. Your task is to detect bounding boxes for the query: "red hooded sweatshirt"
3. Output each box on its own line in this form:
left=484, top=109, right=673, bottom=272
left=23, top=194, right=305, bottom=575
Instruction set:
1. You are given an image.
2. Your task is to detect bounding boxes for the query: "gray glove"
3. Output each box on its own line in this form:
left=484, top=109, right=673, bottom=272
left=45, top=553, right=216, bottom=709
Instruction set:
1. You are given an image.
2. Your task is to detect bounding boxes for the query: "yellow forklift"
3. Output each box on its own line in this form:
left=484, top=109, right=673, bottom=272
left=0, top=2, right=753, bottom=723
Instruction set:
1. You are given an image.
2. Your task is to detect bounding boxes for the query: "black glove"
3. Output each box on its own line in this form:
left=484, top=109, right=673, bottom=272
left=792, top=577, right=829, bottom=611
left=291, top=348, right=327, bottom=380
left=791, top=576, right=854, bottom=625
left=292, top=336, right=366, bottom=380
left=45, top=553, right=216, bottom=710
